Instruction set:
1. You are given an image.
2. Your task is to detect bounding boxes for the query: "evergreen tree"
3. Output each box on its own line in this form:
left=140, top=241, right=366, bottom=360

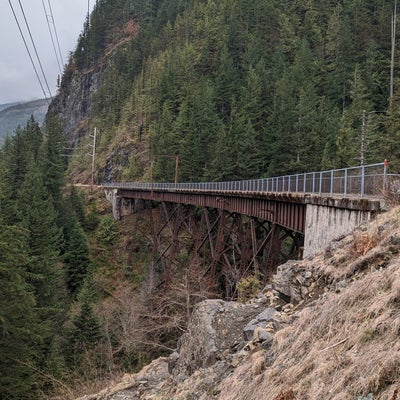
left=336, top=65, right=372, bottom=167
left=64, top=220, right=91, bottom=294
left=235, top=119, right=260, bottom=179
left=383, top=88, right=400, bottom=171
left=0, top=146, right=14, bottom=220
left=0, top=225, right=41, bottom=400
left=174, top=79, right=221, bottom=181
left=65, top=280, right=102, bottom=369
left=2, top=127, right=30, bottom=194
left=68, top=186, right=86, bottom=224
left=207, top=125, right=236, bottom=181
left=16, top=161, right=63, bottom=309
left=265, top=69, right=297, bottom=175
left=42, top=115, right=65, bottom=204
left=24, top=115, right=43, bottom=161
left=214, top=43, right=238, bottom=121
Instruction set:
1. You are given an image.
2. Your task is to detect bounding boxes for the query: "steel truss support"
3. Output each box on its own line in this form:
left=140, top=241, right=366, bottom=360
left=135, top=201, right=304, bottom=299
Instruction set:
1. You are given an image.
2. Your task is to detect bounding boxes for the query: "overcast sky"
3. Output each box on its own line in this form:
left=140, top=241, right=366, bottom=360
left=0, top=1, right=94, bottom=104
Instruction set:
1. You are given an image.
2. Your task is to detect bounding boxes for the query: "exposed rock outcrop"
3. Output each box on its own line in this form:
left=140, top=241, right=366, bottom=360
left=49, top=67, right=103, bottom=144
left=169, top=299, right=266, bottom=379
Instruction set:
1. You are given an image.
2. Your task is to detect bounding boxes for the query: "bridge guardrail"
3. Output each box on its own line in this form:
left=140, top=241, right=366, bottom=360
left=105, top=162, right=400, bottom=198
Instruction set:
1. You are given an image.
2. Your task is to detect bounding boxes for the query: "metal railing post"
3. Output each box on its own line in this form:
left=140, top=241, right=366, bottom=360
left=312, top=172, right=316, bottom=193
left=361, top=165, right=365, bottom=197
left=384, top=159, right=388, bottom=192
left=344, top=169, right=348, bottom=197
left=319, top=172, right=322, bottom=194
left=330, top=170, right=334, bottom=196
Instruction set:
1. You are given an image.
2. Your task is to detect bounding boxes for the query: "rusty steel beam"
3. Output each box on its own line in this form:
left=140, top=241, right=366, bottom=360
left=118, top=188, right=306, bottom=234
left=129, top=198, right=304, bottom=299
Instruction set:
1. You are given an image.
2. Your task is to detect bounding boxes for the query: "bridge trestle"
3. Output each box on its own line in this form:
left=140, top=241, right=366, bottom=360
left=133, top=200, right=303, bottom=299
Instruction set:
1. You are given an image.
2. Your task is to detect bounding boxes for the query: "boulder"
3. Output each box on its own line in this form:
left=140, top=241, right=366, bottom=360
left=169, top=299, right=262, bottom=378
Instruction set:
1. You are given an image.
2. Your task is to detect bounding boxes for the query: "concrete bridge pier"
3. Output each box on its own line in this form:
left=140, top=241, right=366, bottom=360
left=303, top=196, right=382, bottom=258
left=105, top=189, right=137, bottom=220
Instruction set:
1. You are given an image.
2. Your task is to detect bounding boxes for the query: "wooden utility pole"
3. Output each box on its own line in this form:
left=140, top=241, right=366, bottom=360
left=390, top=0, right=397, bottom=106
left=174, top=155, right=179, bottom=184
left=150, top=159, right=154, bottom=198
left=89, top=127, right=96, bottom=191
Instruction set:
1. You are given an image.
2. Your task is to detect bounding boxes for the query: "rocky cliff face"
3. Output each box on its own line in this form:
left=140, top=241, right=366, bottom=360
left=48, top=64, right=103, bottom=145
left=76, top=207, right=400, bottom=400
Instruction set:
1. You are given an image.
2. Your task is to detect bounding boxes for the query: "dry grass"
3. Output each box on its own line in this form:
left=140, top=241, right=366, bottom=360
left=353, top=231, right=379, bottom=256
left=250, top=265, right=400, bottom=399
left=215, top=208, right=400, bottom=400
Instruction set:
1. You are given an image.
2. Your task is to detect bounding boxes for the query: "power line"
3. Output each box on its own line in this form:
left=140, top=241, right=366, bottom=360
left=7, top=0, right=50, bottom=104
left=41, top=0, right=62, bottom=76
left=46, top=0, right=64, bottom=68
left=17, top=0, right=53, bottom=98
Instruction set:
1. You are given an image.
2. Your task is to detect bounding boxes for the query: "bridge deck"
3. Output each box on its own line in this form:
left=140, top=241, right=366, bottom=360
left=105, top=185, right=382, bottom=235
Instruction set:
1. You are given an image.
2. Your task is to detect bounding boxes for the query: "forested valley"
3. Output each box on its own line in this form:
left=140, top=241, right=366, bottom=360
left=2, top=0, right=400, bottom=398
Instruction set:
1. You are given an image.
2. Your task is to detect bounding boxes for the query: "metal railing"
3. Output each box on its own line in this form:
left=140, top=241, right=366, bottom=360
left=105, top=162, right=395, bottom=198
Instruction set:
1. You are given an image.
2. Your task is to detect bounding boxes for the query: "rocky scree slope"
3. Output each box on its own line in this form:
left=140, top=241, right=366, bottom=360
left=78, top=207, right=400, bottom=400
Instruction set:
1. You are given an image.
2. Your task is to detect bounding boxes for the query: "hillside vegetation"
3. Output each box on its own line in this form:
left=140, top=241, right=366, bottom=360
left=52, top=0, right=400, bottom=184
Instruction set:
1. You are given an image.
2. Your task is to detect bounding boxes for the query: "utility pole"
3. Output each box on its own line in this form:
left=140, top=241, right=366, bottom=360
left=150, top=158, right=154, bottom=198
left=390, top=0, right=397, bottom=106
left=89, top=127, right=96, bottom=190
left=174, top=155, right=179, bottom=184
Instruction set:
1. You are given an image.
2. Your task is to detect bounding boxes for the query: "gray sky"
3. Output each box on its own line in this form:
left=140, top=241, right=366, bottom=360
left=0, top=1, right=93, bottom=104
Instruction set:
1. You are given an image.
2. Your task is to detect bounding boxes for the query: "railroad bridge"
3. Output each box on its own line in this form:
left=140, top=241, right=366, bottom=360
left=104, top=163, right=390, bottom=297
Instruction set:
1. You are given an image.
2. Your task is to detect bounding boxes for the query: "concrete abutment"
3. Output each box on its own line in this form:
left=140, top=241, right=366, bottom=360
left=303, top=196, right=382, bottom=258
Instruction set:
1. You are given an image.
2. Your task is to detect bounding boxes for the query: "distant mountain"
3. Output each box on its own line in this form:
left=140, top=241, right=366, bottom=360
left=0, top=99, right=49, bottom=142
left=0, top=102, right=19, bottom=112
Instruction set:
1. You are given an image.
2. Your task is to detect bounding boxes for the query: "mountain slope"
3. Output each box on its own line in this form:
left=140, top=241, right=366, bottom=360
left=50, top=0, right=398, bottom=185
left=0, top=99, right=49, bottom=142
